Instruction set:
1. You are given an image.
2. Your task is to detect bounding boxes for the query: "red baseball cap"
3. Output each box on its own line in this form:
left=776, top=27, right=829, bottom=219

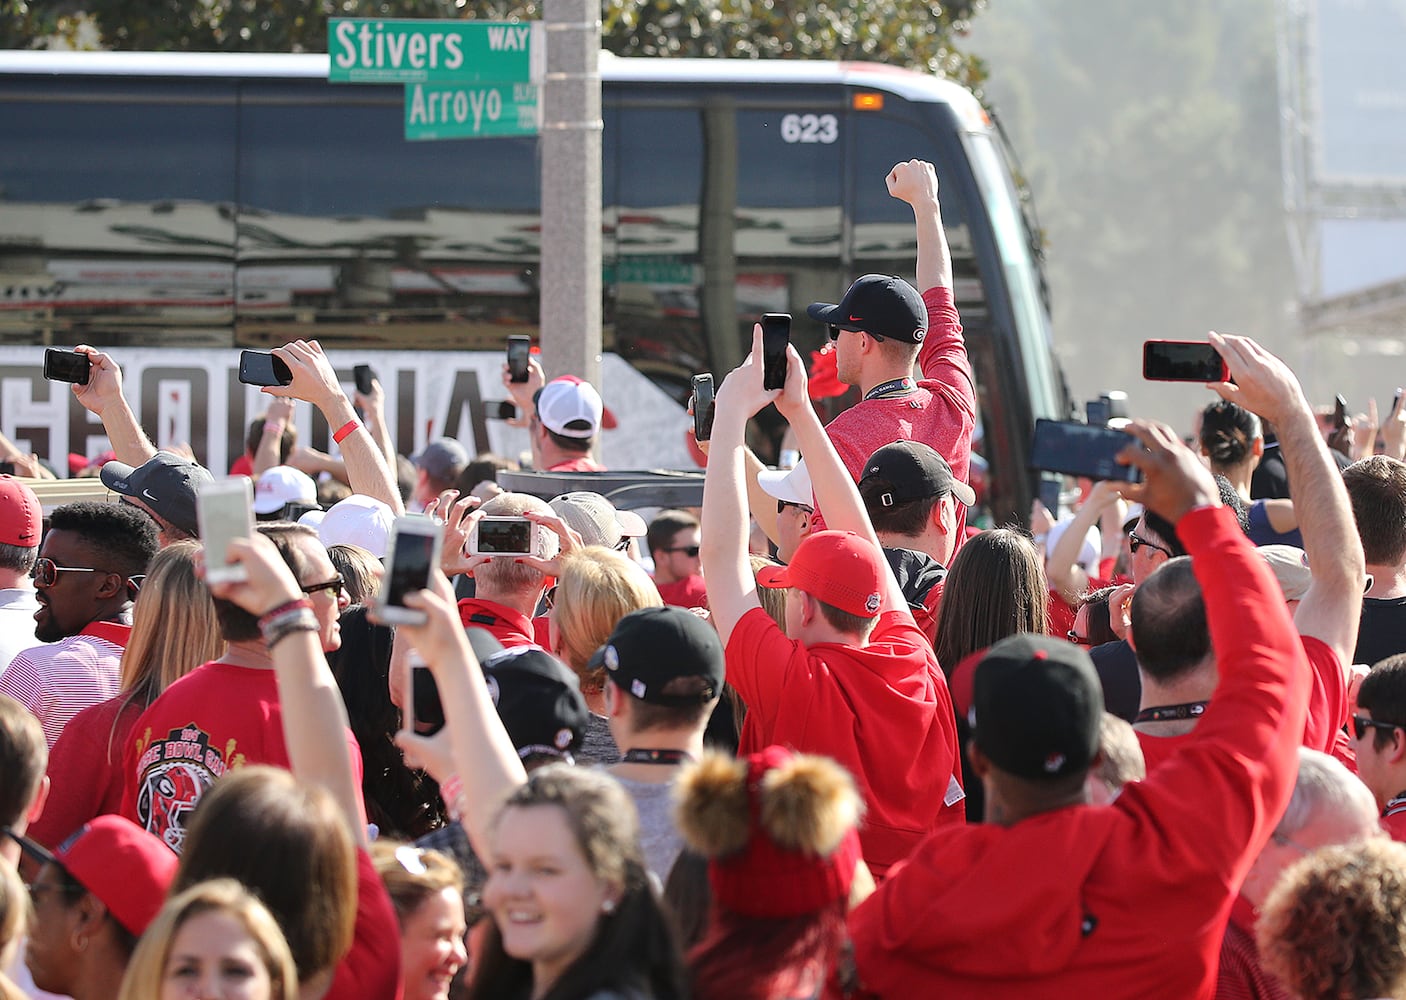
left=756, top=530, right=885, bottom=618
left=0, top=476, right=41, bottom=547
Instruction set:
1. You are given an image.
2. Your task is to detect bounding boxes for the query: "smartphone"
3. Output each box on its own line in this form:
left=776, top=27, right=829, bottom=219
left=482, top=400, right=518, bottom=421
left=42, top=349, right=91, bottom=385
left=1029, top=419, right=1142, bottom=483
left=376, top=516, right=443, bottom=626
left=761, top=313, right=791, bottom=391
left=1085, top=398, right=1111, bottom=427
left=1037, top=477, right=1063, bottom=517
left=412, top=666, right=446, bottom=736
left=353, top=364, right=377, bottom=396
left=506, top=335, right=532, bottom=384
left=238, top=350, right=293, bottom=387
left=198, top=478, right=256, bottom=585
left=1141, top=340, right=1229, bottom=383
left=1333, top=394, right=1348, bottom=425
left=469, top=516, right=559, bottom=559
left=691, top=373, right=715, bottom=442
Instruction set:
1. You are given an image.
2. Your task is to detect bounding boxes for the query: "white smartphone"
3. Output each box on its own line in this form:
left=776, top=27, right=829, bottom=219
left=376, top=516, right=444, bottom=626
left=468, top=516, right=559, bottom=559
left=199, top=478, right=256, bottom=585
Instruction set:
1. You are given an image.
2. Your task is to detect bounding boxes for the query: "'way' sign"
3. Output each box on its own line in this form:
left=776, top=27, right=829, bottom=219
left=328, top=19, right=544, bottom=84
left=405, top=82, right=540, bottom=139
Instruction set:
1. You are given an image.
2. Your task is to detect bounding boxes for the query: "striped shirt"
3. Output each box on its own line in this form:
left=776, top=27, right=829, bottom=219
left=0, top=620, right=131, bottom=748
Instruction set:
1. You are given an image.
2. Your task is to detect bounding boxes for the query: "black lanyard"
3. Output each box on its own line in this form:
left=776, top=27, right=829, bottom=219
left=863, top=376, right=916, bottom=401
left=1135, top=701, right=1209, bottom=723
left=620, top=748, right=694, bottom=765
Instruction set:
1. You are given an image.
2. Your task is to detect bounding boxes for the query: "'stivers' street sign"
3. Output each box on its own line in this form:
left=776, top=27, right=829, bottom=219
left=329, top=19, right=543, bottom=84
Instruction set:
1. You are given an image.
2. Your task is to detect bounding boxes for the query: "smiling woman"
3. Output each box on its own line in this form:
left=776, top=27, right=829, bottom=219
left=371, top=843, right=467, bottom=1000
left=467, top=766, right=688, bottom=1000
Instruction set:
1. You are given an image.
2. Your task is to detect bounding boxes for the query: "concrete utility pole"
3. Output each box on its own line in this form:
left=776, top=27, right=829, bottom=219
left=538, top=0, right=602, bottom=388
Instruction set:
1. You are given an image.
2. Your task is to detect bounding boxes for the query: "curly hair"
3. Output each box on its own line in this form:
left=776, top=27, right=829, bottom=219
left=48, top=501, right=160, bottom=578
left=1258, top=838, right=1406, bottom=1000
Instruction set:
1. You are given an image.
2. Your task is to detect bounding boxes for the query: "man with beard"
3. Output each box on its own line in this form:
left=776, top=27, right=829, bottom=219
left=0, top=502, right=158, bottom=748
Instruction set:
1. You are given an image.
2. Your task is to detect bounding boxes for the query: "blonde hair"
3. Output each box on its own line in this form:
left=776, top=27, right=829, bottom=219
left=370, top=841, right=465, bottom=924
left=113, top=541, right=223, bottom=755
left=552, top=546, right=662, bottom=689
left=117, top=878, right=297, bottom=1000
left=1093, top=713, right=1146, bottom=792
left=749, top=554, right=787, bottom=629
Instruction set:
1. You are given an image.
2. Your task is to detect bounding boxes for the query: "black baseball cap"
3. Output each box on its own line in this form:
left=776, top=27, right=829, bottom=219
left=860, top=441, right=976, bottom=509
left=970, top=633, right=1103, bottom=781
left=807, top=274, right=927, bottom=344
left=478, top=638, right=590, bottom=761
left=100, top=452, right=213, bottom=537
left=590, top=605, right=724, bottom=707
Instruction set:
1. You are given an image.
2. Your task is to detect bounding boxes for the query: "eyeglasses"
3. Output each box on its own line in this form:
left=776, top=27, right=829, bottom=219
left=1270, top=829, right=1314, bottom=856
left=1127, top=533, right=1172, bottom=558
left=777, top=500, right=814, bottom=516
left=827, top=324, right=882, bottom=343
left=665, top=546, right=700, bottom=557
left=1353, top=714, right=1402, bottom=741
left=1066, top=629, right=1092, bottom=646
left=299, top=574, right=343, bottom=598
left=32, top=558, right=109, bottom=588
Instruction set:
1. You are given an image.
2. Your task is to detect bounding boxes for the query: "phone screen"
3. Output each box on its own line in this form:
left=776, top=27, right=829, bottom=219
left=239, top=351, right=292, bottom=387
left=507, top=336, right=531, bottom=383
left=1029, top=419, right=1141, bottom=483
left=483, top=400, right=518, bottom=420
left=475, top=518, right=534, bottom=555
left=691, top=374, right=715, bottom=441
left=1085, top=399, right=1111, bottom=427
left=199, top=480, right=256, bottom=584
left=354, top=364, right=377, bottom=396
left=761, top=313, right=791, bottom=391
left=1142, top=341, right=1227, bottom=383
left=386, top=530, right=435, bottom=610
left=43, top=349, right=91, bottom=385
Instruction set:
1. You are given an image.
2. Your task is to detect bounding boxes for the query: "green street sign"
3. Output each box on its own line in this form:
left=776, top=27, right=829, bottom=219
left=329, top=19, right=542, bottom=84
left=405, top=83, right=540, bottom=140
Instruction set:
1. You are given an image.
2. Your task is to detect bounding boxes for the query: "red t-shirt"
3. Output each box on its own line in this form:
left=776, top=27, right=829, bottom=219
left=725, top=607, right=964, bottom=876
left=121, top=661, right=364, bottom=853
left=1216, top=894, right=1292, bottom=1000
left=229, top=453, right=254, bottom=477
left=813, top=286, right=975, bottom=537
left=655, top=575, right=709, bottom=610
left=457, top=598, right=537, bottom=649
left=31, top=693, right=142, bottom=848
left=325, top=847, right=402, bottom=1000
left=547, top=456, right=606, bottom=472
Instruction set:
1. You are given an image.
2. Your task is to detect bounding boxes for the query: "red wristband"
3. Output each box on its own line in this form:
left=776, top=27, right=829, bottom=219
left=332, top=419, right=360, bottom=444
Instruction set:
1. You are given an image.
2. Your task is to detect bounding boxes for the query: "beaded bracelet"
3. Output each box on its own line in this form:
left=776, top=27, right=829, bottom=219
left=258, top=597, right=313, bottom=631
left=267, top=619, right=319, bottom=649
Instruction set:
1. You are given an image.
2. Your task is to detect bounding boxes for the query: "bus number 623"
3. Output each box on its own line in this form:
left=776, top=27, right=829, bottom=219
left=780, top=113, right=838, bottom=144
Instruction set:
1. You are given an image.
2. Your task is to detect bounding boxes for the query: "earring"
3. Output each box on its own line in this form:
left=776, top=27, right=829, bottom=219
left=601, top=899, right=615, bottom=915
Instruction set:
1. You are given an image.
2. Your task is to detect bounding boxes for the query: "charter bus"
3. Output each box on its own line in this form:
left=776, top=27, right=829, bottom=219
left=0, top=50, right=1068, bottom=522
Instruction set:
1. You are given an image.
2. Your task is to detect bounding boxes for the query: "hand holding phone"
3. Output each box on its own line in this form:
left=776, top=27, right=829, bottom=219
left=469, top=516, right=559, bottom=559
left=43, top=349, right=92, bottom=385
left=353, top=364, right=378, bottom=396
left=239, top=350, right=293, bottom=388
left=506, top=336, right=532, bottom=384
left=377, top=516, right=444, bottom=626
left=690, top=373, right=715, bottom=442
left=199, top=478, right=256, bottom=585
left=761, top=314, right=791, bottom=392
left=482, top=400, right=518, bottom=421
left=1142, top=341, right=1229, bottom=383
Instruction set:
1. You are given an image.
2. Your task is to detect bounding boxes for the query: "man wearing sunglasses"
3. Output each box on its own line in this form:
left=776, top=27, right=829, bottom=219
left=647, top=509, right=707, bottom=610
left=1, top=502, right=158, bottom=749
left=1349, top=657, right=1406, bottom=842
left=120, top=522, right=362, bottom=853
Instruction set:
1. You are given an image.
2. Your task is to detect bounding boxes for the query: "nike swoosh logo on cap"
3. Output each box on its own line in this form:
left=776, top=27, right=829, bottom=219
left=142, top=489, right=159, bottom=501
left=849, top=315, right=863, bottom=323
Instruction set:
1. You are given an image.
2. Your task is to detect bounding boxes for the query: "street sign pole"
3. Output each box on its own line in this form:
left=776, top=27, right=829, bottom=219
left=539, top=0, right=602, bottom=394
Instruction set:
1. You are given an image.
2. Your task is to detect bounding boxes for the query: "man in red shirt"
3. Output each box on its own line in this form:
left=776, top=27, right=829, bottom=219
left=647, top=509, right=707, bottom=609
left=847, top=418, right=1310, bottom=999
left=1350, top=656, right=1406, bottom=840
left=503, top=357, right=609, bottom=473
left=804, top=160, right=975, bottom=533
left=452, top=492, right=557, bottom=648
left=701, top=325, right=963, bottom=878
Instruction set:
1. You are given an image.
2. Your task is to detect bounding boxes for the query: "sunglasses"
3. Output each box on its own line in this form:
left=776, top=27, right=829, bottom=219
left=1128, top=533, right=1173, bottom=558
left=777, top=500, right=814, bottom=516
left=299, top=574, right=343, bottom=599
left=665, top=545, right=701, bottom=558
left=1353, top=714, right=1401, bottom=741
left=827, top=324, right=882, bottom=343
left=32, top=558, right=109, bottom=588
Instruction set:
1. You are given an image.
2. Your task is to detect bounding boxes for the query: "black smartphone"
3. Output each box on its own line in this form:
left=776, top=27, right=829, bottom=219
left=1029, top=419, right=1142, bottom=483
left=1037, top=477, right=1063, bottom=517
left=238, top=350, right=293, bottom=387
left=506, top=335, right=531, bottom=383
left=761, top=313, right=791, bottom=391
left=1142, top=341, right=1229, bottom=383
left=42, top=349, right=91, bottom=385
left=691, top=373, right=715, bottom=442
left=353, top=364, right=377, bottom=396
left=483, top=400, right=518, bottom=420
left=1333, top=394, right=1348, bottom=424
left=1085, top=399, right=1111, bottom=427
left=412, top=666, right=446, bottom=736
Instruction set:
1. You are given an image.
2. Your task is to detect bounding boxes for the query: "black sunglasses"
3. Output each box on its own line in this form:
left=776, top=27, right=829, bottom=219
left=1128, top=532, right=1172, bottom=558
left=665, top=545, right=700, bottom=557
left=777, top=499, right=814, bottom=516
left=299, top=574, right=343, bottom=598
left=1353, top=714, right=1401, bottom=741
left=827, top=324, right=881, bottom=343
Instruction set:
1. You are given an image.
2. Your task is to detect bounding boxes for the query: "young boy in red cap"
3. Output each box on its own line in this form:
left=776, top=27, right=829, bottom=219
left=702, top=325, right=964, bottom=879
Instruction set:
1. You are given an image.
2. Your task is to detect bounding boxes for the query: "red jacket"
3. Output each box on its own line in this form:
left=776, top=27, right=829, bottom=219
left=848, top=506, right=1309, bottom=998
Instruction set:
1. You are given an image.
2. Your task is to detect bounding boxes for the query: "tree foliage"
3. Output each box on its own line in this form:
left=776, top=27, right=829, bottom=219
left=0, top=0, right=987, bottom=87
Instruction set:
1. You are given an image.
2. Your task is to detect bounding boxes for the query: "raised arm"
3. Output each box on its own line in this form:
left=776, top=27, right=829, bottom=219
left=267, top=340, right=404, bottom=516
left=252, top=397, right=295, bottom=478
left=355, top=375, right=397, bottom=470
left=1210, top=332, right=1366, bottom=668
left=1047, top=481, right=1124, bottom=604
left=207, top=533, right=366, bottom=846
left=72, top=346, right=158, bottom=466
left=887, top=159, right=952, bottom=293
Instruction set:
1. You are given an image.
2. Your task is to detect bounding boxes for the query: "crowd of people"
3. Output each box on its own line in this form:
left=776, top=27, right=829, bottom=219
left=1, top=157, right=1406, bottom=1000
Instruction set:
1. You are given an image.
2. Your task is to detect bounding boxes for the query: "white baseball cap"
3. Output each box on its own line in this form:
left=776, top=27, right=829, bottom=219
left=318, top=495, right=396, bottom=559
left=757, top=459, right=813, bottom=508
left=253, top=466, right=317, bottom=516
left=549, top=491, right=646, bottom=549
left=535, top=377, right=604, bottom=439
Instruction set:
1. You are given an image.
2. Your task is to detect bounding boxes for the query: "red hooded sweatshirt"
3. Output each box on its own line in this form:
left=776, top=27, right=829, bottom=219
left=847, top=505, right=1309, bottom=999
